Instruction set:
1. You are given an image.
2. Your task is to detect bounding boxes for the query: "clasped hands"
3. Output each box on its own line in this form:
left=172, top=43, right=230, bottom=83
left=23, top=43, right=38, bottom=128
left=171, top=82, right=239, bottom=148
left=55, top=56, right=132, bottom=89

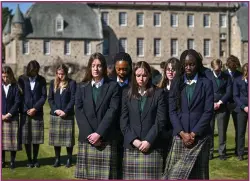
left=132, top=139, right=151, bottom=153
left=87, top=132, right=102, bottom=147
left=179, top=131, right=196, bottom=148
left=55, top=110, right=67, bottom=117
left=2, top=113, right=12, bottom=121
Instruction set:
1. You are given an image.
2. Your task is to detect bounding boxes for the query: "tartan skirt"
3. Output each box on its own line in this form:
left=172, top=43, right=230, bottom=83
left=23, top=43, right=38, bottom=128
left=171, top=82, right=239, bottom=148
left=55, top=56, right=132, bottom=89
left=75, top=141, right=118, bottom=180
left=2, top=117, right=21, bottom=151
left=162, top=135, right=211, bottom=180
left=20, top=115, right=44, bottom=144
left=123, top=148, right=164, bottom=180
left=49, top=115, right=75, bottom=147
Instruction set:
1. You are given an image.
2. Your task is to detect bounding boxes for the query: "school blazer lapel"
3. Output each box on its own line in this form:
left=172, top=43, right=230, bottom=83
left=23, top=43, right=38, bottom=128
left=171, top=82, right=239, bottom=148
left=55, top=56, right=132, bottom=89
left=130, top=98, right=141, bottom=121
left=141, top=93, right=154, bottom=121
left=33, top=76, right=40, bottom=93
left=189, top=78, right=202, bottom=108
left=95, top=79, right=110, bottom=111
left=85, top=82, right=96, bottom=113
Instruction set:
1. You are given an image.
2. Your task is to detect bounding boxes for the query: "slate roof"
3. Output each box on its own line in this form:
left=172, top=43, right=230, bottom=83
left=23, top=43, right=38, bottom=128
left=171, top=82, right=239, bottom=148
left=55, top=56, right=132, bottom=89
left=236, top=6, right=248, bottom=42
left=25, top=3, right=103, bottom=39
left=12, top=4, right=25, bottom=23
left=3, top=16, right=11, bottom=34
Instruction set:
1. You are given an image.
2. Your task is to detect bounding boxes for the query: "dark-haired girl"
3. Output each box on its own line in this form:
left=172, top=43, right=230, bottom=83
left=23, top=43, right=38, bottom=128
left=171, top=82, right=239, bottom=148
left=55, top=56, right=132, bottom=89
left=18, top=60, right=47, bottom=168
left=163, top=49, right=213, bottom=179
left=233, top=63, right=248, bottom=161
left=2, top=66, right=21, bottom=169
left=120, top=61, right=167, bottom=179
left=48, top=64, right=76, bottom=168
left=75, top=52, right=120, bottom=179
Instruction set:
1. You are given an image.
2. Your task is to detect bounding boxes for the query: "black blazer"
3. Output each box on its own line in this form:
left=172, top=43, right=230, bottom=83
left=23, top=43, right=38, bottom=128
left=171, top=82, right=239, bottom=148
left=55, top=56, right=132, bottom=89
left=75, top=78, right=120, bottom=143
left=206, top=71, right=232, bottom=105
left=169, top=75, right=214, bottom=137
left=120, top=87, right=167, bottom=149
left=224, top=69, right=242, bottom=104
left=18, top=74, right=47, bottom=117
left=48, top=79, right=76, bottom=117
left=2, top=83, right=21, bottom=119
left=233, top=76, right=248, bottom=113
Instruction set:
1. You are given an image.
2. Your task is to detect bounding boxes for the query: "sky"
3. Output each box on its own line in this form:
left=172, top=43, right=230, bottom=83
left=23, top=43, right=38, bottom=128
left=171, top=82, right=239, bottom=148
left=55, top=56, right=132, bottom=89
left=2, top=2, right=33, bottom=14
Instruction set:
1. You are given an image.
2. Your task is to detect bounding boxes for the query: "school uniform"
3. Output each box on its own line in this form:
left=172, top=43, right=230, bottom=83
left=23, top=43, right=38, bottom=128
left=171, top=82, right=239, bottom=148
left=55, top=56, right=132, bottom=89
left=224, top=69, right=242, bottom=154
left=2, top=83, right=21, bottom=151
left=233, top=76, right=248, bottom=158
left=163, top=74, right=214, bottom=180
left=48, top=79, right=76, bottom=147
left=75, top=77, right=120, bottom=179
left=206, top=71, right=232, bottom=157
left=120, top=87, right=167, bottom=180
left=18, top=74, right=47, bottom=145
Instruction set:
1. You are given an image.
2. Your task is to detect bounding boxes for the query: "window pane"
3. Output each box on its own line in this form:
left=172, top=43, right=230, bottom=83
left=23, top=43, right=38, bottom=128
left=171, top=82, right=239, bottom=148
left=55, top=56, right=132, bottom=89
left=154, top=13, right=160, bottom=26
left=154, top=39, right=161, bottom=56
left=137, top=13, right=144, bottom=26
left=187, top=14, right=194, bottom=27
left=44, top=40, right=50, bottom=55
left=187, top=39, right=194, bottom=49
left=220, top=14, right=226, bottom=27
left=119, top=12, right=127, bottom=26
left=171, top=14, right=178, bottom=27
left=204, top=14, right=210, bottom=27
left=64, top=40, right=70, bottom=55
left=119, top=38, right=127, bottom=52
left=171, top=39, right=178, bottom=56
left=102, top=12, right=109, bottom=26
left=84, top=41, right=91, bottom=55
left=137, top=38, right=144, bottom=56
left=23, top=40, right=29, bottom=54
left=204, top=39, right=210, bottom=57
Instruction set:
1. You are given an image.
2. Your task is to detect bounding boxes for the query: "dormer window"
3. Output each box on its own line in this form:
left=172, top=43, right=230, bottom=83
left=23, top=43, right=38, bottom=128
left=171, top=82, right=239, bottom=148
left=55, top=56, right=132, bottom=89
left=56, top=14, right=63, bottom=32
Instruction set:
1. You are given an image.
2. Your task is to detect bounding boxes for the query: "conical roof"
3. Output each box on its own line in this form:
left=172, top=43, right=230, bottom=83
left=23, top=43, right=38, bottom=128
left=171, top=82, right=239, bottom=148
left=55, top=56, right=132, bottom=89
left=3, top=16, right=11, bottom=34
left=12, top=4, right=25, bottom=23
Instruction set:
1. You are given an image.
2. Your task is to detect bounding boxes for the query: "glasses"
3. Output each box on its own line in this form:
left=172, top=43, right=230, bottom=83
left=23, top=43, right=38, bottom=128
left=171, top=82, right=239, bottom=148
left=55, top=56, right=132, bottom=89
left=166, top=68, right=176, bottom=72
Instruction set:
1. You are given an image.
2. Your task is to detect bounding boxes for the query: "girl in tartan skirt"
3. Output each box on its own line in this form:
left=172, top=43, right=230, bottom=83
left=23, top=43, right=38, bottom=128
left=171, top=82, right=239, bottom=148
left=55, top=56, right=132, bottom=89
left=75, top=52, right=120, bottom=179
left=162, top=49, right=214, bottom=180
left=48, top=64, right=76, bottom=168
left=120, top=61, right=167, bottom=180
left=158, top=58, right=181, bottom=169
left=18, top=60, right=47, bottom=168
left=2, top=66, right=21, bottom=169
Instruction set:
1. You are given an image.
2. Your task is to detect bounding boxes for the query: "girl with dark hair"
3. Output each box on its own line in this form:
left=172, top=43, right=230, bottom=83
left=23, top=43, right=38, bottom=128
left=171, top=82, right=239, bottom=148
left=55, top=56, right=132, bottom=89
left=2, top=66, right=21, bottom=169
left=233, top=63, right=248, bottom=161
left=120, top=61, right=167, bottom=179
left=75, top=52, right=120, bottom=179
left=48, top=64, right=76, bottom=168
left=18, top=60, right=47, bottom=168
left=224, top=55, right=242, bottom=156
left=163, top=49, right=213, bottom=179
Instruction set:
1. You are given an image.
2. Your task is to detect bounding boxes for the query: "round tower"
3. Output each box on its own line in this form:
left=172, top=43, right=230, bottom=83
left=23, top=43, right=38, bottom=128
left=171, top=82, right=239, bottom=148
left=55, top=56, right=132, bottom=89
left=11, top=4, right=25, bottom=39
left=3, top=16, right=11, bottom=45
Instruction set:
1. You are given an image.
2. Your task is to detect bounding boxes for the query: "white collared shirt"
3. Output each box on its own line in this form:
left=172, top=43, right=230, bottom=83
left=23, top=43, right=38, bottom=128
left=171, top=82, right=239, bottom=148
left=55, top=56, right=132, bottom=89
left=228, top=69, right=234, bottom=77
left=138, top=88, right=147, bottom=96
left=213, top=71, right=221, bottom=78
left=91, top=78, right=104, bottom=88
left=166, top=84, right=171, bottom=91
left=3, top=84, right=11, bottom=97
left=29, top=76, right=37, bottom=91
left=117, top=77, right=129, bottom=87
left=184, top=73, right=198, bottom=85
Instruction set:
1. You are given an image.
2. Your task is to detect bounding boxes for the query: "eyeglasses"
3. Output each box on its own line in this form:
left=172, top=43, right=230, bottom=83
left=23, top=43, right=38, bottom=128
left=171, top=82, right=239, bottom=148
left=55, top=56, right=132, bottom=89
left=166, top=68, right=176, bottom=72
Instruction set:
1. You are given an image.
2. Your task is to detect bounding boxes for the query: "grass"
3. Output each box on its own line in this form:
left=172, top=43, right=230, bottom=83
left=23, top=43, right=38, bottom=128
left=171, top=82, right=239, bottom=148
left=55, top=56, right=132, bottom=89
left=2, top=101, right=248, bottom=180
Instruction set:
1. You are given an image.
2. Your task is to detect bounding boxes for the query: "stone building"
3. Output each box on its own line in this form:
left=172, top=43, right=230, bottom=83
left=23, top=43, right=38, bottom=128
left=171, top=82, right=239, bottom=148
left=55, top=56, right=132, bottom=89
left=2, top=2, right=247, bottom=81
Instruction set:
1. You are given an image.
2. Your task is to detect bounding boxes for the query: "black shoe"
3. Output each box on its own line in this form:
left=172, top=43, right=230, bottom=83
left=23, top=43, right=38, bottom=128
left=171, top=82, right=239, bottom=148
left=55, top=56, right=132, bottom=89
left=219, top=155, right=227, bottom=160
left=65, top=158, right=72, bottom=168
left=2, top=162, right=6, bottom=168
left=27, top=161, right=34, bottom=168
left=33, top=162, right=40, bottom=168
left=209, top=154, right=214, bottom=160
left=10, top=162, right=15, bottom=169
left=238, top=155, right=244, bottom=161
left=53, top=159, right=60, bottom=168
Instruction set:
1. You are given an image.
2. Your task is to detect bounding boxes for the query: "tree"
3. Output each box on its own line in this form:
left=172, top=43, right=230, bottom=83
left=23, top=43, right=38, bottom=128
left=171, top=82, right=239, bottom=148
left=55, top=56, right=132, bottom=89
left=2, top=7, right=12, bottom=62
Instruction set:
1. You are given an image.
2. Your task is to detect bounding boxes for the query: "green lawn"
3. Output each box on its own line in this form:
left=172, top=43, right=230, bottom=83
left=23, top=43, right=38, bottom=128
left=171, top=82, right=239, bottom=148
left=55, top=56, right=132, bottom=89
left=2, top=101, right=248, bottom=180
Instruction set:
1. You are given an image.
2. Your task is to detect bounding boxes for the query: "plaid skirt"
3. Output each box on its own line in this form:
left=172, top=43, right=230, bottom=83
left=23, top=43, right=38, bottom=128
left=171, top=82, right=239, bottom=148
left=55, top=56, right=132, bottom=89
left=49, top=115, right=75, bottom=147
left=20, top=115, right=44, bottom=144
left=2, top=117, right=21, bottom=151
left=75, top=141, right=118, bottom=180
left=123, top=148, right=164, bottom=180
left=162, top=135, right=211, bottom=180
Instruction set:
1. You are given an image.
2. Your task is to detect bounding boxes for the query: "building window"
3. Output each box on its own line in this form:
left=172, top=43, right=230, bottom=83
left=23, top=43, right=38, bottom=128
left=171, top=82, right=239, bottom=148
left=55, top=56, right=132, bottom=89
left=204, top=39, right=210, bottom=57
left=56, top=14, right=63, bottom=32
left=203, top=14, right=210, bottom=27
left=220, top=14, right=227, bottom=27
left=101, top=12, right=109, bottom=26
left=137, top=38, right=144, bottom=57
left=64, top=40, right=70, bottom=55
left=187, top=39, right=194, bottom=49
left=84, top=41, right=91, bottom=55
left=187, top=14, right=194, bottom=27
left=154, top=13, right=161, bottom=27
left=119, top=38, right=127, bottom=52
left=154, top=38, right=161, bottom=56
left=119, top=12, right=127, bottom=26
left=171, top=13, right=178, bottom=27
left=103, top=37, right=109, bottom=55
left=23, top=40, right=29, bottom=55
left=44, top=40, right=50, bottom=55
left=137, top=13, right=144, bottom=27
left=171, top=39, right=178, bottom=56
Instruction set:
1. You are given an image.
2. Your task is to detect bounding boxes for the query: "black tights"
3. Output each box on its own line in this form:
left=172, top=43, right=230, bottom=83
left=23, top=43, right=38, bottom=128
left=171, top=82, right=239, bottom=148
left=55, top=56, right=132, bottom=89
left=25, top=144, right=39, bottom=162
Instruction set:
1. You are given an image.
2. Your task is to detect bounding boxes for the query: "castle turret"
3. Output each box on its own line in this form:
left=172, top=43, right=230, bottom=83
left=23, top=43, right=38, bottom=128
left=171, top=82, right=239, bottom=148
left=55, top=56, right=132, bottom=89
left=11, top=4, right=25, bottom=39
left=3, top=16, right=11, bottom=45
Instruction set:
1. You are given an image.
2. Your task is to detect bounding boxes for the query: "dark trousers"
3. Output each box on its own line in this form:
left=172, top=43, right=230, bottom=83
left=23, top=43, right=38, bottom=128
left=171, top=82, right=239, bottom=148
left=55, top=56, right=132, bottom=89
left=236, top=110, right=248, bottom=156
left=210, top=110, right=229, bottom=155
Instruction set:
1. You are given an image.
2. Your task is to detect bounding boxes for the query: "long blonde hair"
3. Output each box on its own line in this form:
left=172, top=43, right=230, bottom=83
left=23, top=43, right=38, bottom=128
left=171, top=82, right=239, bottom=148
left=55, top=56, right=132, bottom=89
left=242, top=63, right=248, bottom=80
left=54, top=64, right=69, bottom=92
